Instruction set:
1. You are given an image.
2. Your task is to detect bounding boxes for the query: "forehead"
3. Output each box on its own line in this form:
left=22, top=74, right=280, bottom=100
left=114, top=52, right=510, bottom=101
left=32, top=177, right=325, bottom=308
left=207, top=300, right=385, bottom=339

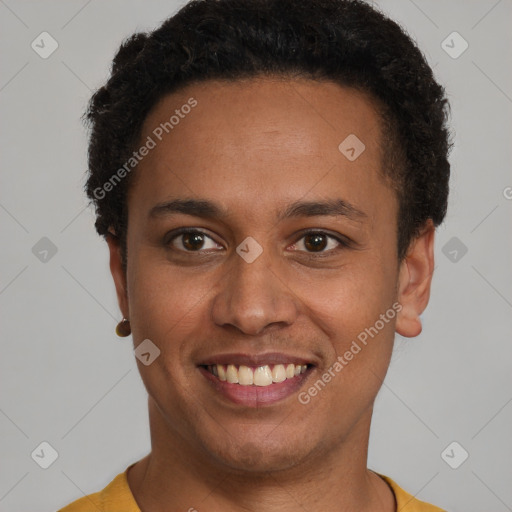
left=129, top=77, right=392, bottom=226
left=142, top=77, right=382, bottom=157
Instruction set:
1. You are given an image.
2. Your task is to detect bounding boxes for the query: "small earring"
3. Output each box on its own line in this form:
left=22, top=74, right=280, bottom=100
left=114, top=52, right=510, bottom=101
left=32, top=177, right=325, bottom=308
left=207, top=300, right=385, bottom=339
left=116, top=318, right=131, bottom=337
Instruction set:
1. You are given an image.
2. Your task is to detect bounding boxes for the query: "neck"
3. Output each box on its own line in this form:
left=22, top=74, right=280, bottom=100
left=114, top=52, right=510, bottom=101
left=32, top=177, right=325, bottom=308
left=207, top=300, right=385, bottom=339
left=127, top=399, right=395, bottom=512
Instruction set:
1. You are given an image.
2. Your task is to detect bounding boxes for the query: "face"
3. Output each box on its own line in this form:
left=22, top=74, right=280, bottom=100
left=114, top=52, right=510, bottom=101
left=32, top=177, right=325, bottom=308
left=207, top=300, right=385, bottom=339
left=109, top=77, right=434, bottom=474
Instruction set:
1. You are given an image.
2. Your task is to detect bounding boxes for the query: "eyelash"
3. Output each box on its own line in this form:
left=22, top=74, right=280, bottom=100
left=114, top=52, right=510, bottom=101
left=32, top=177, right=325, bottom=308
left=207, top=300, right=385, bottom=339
left=165, top=228, right=351, bottom=256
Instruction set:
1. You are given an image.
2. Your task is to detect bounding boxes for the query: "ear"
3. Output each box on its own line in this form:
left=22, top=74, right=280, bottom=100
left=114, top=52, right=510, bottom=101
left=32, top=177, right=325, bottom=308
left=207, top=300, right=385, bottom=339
left=106, top=230, right=130, bottom=320
left=395, top=220, right=435, bottom=338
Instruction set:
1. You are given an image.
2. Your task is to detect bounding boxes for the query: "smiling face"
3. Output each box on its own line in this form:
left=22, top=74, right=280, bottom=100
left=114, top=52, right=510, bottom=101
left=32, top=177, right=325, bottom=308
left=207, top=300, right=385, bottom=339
left=108, top=77, right=434, bottom=475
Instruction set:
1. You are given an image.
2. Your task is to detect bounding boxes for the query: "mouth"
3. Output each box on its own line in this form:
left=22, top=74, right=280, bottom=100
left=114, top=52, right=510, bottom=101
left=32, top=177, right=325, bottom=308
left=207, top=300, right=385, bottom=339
left=197, top=354, right=315, bottom=406
left=201, top=362, right=310, bottom=386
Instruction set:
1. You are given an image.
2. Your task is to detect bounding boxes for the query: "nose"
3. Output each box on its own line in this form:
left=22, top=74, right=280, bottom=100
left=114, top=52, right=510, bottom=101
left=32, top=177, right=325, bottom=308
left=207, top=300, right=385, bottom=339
left=211, top=245, right=299, bottom=336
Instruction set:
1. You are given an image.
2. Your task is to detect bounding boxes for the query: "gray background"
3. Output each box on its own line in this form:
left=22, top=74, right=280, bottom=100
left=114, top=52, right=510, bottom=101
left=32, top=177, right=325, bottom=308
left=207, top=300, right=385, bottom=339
left=1, top=1, right=511, bottom=511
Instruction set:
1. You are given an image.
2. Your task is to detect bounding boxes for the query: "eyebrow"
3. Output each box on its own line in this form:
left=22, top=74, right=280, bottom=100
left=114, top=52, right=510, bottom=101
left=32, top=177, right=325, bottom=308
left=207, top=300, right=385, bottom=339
left=149, top=198, right=367, bottom=222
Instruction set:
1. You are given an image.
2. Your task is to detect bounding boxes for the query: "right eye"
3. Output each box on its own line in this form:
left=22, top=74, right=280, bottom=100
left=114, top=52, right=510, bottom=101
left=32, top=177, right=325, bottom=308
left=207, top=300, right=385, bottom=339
left=166, top=229, right=224, bottom=253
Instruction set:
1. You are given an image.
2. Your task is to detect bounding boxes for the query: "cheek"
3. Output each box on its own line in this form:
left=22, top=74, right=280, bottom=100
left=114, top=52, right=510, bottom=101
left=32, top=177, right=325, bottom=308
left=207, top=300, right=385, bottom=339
left=297, top=260, right=397, bottom=334
left=125, top=255, right=211, bottom=410
left=296, top=260, right=398, bottom=390
left=302, top=273, right=397, bottom=404
left=126, top=251, right=215, bottom=348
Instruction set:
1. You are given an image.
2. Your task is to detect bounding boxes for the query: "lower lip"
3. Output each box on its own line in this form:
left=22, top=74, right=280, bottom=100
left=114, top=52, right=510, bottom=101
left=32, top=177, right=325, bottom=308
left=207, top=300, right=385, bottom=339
left=199, top=366, right=312, bottom=407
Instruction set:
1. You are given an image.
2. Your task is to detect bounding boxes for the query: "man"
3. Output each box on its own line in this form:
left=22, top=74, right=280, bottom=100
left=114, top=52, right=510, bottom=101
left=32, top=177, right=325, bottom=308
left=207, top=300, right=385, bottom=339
left=59, top=0, right=451, bottom=510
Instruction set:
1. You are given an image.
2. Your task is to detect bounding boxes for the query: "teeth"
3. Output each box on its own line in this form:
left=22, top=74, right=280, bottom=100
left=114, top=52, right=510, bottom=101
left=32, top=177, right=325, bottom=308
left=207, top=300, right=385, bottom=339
left=226, top=364, right=239, bottom=384
left=238, top=365, right=254, bottom=385
left=217, top=364, right=227, bottom=381
left=208, top=363, right=308, bottom=387
left=254, top=365, right=273, bottom=386
left=272, top=364, right=286, bottom=383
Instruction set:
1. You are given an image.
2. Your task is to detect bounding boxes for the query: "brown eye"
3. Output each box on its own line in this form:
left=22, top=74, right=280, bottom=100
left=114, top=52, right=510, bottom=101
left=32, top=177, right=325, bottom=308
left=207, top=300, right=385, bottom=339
left=182, top=232, right=206, bottom=251
left=291, top=231, right=347, bottom=254
left=304, top=233, right=328, bottom=252
left=167, top=229, right=222, bottom=252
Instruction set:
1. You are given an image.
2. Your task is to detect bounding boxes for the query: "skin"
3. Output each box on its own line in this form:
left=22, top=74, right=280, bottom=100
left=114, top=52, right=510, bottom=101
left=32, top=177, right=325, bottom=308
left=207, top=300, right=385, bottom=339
left=107, top=77, right=435, bottom=512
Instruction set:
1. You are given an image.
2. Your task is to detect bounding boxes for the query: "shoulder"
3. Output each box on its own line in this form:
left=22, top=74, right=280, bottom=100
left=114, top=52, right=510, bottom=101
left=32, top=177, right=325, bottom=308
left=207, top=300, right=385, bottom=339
left=57, top=487, right=103, bottom=512
left=57, top=468, right=139, bottom=512
left=379, top=474, right=447, bottom=512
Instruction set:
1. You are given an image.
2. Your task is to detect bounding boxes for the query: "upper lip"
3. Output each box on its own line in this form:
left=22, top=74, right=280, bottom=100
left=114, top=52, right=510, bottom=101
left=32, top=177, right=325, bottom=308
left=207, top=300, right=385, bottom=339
left=197, top=352, right=315, bottom=367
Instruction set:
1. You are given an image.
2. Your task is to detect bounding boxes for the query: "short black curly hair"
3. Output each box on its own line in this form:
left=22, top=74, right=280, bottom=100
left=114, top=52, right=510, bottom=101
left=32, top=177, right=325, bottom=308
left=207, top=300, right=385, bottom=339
left=84, top=0, right=451, bottom=265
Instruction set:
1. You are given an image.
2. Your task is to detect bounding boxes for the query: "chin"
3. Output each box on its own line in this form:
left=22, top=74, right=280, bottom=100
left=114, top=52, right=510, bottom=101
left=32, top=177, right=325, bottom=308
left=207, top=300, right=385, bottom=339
left=202, top=432, right=311, bottom=475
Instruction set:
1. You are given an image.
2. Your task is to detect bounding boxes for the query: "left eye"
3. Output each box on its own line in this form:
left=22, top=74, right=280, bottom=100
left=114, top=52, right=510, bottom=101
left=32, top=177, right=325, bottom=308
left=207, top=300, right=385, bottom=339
left=291, top=232, right=345, bottom=253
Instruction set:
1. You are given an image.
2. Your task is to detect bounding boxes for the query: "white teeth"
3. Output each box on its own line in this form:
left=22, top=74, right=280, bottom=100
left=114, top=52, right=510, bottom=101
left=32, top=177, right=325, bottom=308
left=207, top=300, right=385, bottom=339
left=254, top=365, right=273, bottom=386
left=217, top=364, right=227, bottom=381
left=238, top=365, right=254, bottom=385
left=272, top=364, right=286, bottom=383
left=207, top=363, right=309, bottom=387
left=226, top=364, right=239, bottom=384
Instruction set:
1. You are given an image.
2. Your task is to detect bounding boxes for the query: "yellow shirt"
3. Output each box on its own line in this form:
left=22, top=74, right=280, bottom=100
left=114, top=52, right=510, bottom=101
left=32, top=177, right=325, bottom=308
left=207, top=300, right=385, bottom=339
left=58, top=466, right=446, bottom=511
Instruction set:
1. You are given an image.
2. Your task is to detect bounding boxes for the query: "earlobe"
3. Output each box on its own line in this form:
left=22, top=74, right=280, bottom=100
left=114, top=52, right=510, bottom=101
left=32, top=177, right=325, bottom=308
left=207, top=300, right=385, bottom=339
left=395, top=221, right=435, bottom=338
left=106, top=231, right=130, bottom=320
